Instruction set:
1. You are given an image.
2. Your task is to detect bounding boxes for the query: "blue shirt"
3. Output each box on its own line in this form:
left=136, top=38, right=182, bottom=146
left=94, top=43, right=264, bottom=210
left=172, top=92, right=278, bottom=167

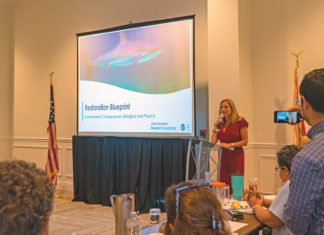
left=269, top=181, right=293, bottom=235
left=284, top=121, right=324, bottom=235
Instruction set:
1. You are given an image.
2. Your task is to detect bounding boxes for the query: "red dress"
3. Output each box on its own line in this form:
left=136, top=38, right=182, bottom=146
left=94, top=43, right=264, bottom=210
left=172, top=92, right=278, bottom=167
left=217, top=118, right=248, bottom=191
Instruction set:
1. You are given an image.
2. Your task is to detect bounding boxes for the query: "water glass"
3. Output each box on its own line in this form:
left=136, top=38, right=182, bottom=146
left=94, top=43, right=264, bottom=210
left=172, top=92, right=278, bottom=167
left=223, top=185, right=231, bottom=206
left=231, top=174, right=244, bottom=200
left=224, top=186, right=230, bottom=199
left=199, top=128, right=207, bottom=138
left=205, top=171, right=212, bottom=183
left=149, top=208, right=160, bottom=224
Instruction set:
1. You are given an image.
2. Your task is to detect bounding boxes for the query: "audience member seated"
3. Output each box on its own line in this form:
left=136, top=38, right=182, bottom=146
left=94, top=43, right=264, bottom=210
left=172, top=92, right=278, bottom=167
left=164, top=181, right=231, bottom=235
left=0, top=160, right=55, bottom=235
left=246, top=145, right=301, bottom=235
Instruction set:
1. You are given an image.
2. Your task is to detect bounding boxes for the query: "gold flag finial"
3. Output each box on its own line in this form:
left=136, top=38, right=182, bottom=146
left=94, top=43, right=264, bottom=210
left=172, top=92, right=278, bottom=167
left=49, top=72, right=55, bottom=83
left=292, top=51, right=303, bottom=67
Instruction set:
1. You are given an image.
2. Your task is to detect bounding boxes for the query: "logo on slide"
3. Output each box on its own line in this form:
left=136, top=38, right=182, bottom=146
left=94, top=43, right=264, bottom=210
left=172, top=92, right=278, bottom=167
left=180, top=123, right=185, bottom=131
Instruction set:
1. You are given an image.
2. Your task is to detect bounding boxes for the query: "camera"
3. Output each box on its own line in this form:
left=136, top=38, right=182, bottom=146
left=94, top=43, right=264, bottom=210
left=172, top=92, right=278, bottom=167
left=274, top=111, right=302, bottom=124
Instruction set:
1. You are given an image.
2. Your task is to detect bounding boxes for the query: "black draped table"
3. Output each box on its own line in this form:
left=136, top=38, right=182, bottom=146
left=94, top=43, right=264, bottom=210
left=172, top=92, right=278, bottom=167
left=72, top=136, right=194, bottom=212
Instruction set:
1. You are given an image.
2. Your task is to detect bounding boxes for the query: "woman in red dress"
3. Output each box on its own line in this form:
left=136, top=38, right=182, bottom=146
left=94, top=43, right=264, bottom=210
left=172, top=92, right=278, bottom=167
left=211, top=99, right=248, bottom=192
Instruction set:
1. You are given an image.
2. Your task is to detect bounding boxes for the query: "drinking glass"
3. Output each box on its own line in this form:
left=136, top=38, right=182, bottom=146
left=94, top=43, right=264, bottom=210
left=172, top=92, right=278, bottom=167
left=205, top=171, right=212, bottom=183
left=248, top=177, right=258, bottom=192
left=199, top=129, right=207, bottom=138
left=231, top=174, right=244, bottom=200
left=223, top=185, right=231, bottom=206
left=149, top=208, right=160, bottom=224
left=149, top=208, right=161, bottom=234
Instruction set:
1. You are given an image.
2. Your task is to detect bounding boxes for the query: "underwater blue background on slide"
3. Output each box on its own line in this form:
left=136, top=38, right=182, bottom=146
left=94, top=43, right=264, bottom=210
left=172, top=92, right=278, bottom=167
left=79, top=20, right=192, bottom=94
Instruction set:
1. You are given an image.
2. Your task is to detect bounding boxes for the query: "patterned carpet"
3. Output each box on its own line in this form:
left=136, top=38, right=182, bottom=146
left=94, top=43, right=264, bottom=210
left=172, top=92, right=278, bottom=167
left=49, top=191, right=166, bottom=235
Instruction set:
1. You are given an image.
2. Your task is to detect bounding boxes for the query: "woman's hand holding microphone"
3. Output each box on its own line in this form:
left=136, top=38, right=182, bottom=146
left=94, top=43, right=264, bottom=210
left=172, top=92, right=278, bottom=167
left=212, top=113, right=224, bottom=134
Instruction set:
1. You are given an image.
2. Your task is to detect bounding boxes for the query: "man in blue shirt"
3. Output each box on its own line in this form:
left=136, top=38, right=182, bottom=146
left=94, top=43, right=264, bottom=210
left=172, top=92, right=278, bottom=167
left=284, top=68, right=324, bottom=234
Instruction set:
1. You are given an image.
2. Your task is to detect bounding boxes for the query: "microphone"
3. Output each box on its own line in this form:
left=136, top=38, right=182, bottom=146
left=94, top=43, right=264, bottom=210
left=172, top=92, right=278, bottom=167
left=216, top=113, right=224, bottom=131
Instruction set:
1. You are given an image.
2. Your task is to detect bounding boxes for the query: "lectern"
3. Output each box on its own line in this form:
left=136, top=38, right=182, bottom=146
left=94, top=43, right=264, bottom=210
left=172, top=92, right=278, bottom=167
left=185, top=137, right=215, bottom=182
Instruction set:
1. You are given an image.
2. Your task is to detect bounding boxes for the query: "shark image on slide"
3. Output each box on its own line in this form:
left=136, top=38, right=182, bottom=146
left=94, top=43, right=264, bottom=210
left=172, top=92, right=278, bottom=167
left=83, top=32, right=164, bottom=80
left=80, top=29, right=191, bottom=94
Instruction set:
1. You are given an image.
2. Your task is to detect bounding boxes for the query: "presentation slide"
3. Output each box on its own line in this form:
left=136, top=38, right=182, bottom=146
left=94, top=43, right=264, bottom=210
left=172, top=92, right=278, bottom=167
left=77, top=17, right=195, bottom=136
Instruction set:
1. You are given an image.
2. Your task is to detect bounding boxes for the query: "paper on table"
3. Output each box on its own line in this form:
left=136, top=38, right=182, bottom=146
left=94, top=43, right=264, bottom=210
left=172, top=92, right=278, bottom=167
left=228, top=220, right=248, bottom=232
left=223, top=199, right=253, bottom=214
left=238, top=207, right=253, bottom=214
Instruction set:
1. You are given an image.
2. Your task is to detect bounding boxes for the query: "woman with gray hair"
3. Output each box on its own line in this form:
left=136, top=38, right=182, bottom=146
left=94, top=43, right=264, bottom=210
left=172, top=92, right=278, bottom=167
left=246, top=144, right=301, bottom=235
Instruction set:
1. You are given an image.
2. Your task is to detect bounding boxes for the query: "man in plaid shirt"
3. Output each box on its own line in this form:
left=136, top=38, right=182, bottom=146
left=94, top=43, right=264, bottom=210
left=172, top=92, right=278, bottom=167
left=284, top=68, right=324, bottom=235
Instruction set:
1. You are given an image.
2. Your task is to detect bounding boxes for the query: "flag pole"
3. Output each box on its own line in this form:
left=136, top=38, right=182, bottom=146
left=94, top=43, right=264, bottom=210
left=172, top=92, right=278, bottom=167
left=291, top=51, right=303, bottom=146
left=49, top=72, right=54, bottom=83
left=47, top=72, right=63, bottom=198
left=292, top=51, right=302, bottom=146
left=292, top=51, right=303, bottom=67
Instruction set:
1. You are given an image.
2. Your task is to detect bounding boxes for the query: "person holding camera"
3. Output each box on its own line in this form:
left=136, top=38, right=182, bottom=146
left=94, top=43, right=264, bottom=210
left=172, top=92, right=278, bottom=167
left=211, top=99, right=248, bottom=192
left=283, top=68, right=324, bottom=235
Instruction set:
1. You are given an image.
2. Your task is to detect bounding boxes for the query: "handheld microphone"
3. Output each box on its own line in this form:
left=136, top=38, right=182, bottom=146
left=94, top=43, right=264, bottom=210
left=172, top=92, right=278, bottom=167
left=216, top=113, right=224, bottom=131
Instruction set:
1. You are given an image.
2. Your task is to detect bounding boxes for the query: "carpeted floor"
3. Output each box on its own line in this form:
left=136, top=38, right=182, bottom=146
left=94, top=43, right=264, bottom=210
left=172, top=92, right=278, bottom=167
left=49, top=191, right=166, bottom=235
left=49, top=191, right=115, bottom=235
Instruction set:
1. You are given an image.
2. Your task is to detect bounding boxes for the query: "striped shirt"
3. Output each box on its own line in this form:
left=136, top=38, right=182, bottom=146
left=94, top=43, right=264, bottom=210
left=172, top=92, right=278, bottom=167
left=284, top=121, right=324, bottom=235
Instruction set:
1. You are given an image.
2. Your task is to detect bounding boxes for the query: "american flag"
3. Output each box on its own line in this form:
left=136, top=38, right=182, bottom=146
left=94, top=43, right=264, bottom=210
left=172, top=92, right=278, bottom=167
left=46, top=80, right=59, bottom=187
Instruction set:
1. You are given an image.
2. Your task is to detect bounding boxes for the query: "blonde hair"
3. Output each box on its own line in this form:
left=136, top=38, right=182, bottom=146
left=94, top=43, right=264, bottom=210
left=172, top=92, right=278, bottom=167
left=219, top=99, right=240, bottom=125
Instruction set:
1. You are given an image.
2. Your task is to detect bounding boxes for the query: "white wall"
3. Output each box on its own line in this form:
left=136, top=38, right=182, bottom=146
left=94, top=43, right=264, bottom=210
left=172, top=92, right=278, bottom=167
left=0, top=2, right=13, bottom=160
left=208, top=0, right=240, bottom=118
left=251, top=0, right=324, bottom=144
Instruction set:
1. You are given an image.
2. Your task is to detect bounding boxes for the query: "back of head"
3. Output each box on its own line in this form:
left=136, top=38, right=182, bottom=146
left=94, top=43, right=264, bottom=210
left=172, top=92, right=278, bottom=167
left=300, top=68, right=324, bottom=114
left=166, top=182, right=228, bottom=235
left=0, top=160, right=55, bottom=235
left=165, top=181, right=196, bottom=235
left=277, top=145, right=302, bottom=172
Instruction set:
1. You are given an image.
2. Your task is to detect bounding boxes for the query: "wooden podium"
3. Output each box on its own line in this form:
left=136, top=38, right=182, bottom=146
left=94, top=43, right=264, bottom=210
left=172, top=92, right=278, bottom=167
left=185, top=137, right=215, bottom=182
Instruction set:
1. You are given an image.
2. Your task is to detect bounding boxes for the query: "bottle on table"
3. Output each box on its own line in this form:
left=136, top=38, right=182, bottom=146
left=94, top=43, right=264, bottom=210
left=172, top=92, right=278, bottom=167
left=126, top=211, right=141, bottom=235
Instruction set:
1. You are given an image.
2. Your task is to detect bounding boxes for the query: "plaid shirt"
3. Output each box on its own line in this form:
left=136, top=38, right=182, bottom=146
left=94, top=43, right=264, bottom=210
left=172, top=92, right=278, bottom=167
left=284, top=121, right=324, bottom=235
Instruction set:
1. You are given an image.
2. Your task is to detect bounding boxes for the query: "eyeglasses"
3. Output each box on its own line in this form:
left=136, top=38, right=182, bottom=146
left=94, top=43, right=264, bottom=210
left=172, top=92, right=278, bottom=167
left=275, top=166, right=285, bottom=171
left=296, top=97, right=303, bottom=106
left=175, top=184, right=224, bottom=231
